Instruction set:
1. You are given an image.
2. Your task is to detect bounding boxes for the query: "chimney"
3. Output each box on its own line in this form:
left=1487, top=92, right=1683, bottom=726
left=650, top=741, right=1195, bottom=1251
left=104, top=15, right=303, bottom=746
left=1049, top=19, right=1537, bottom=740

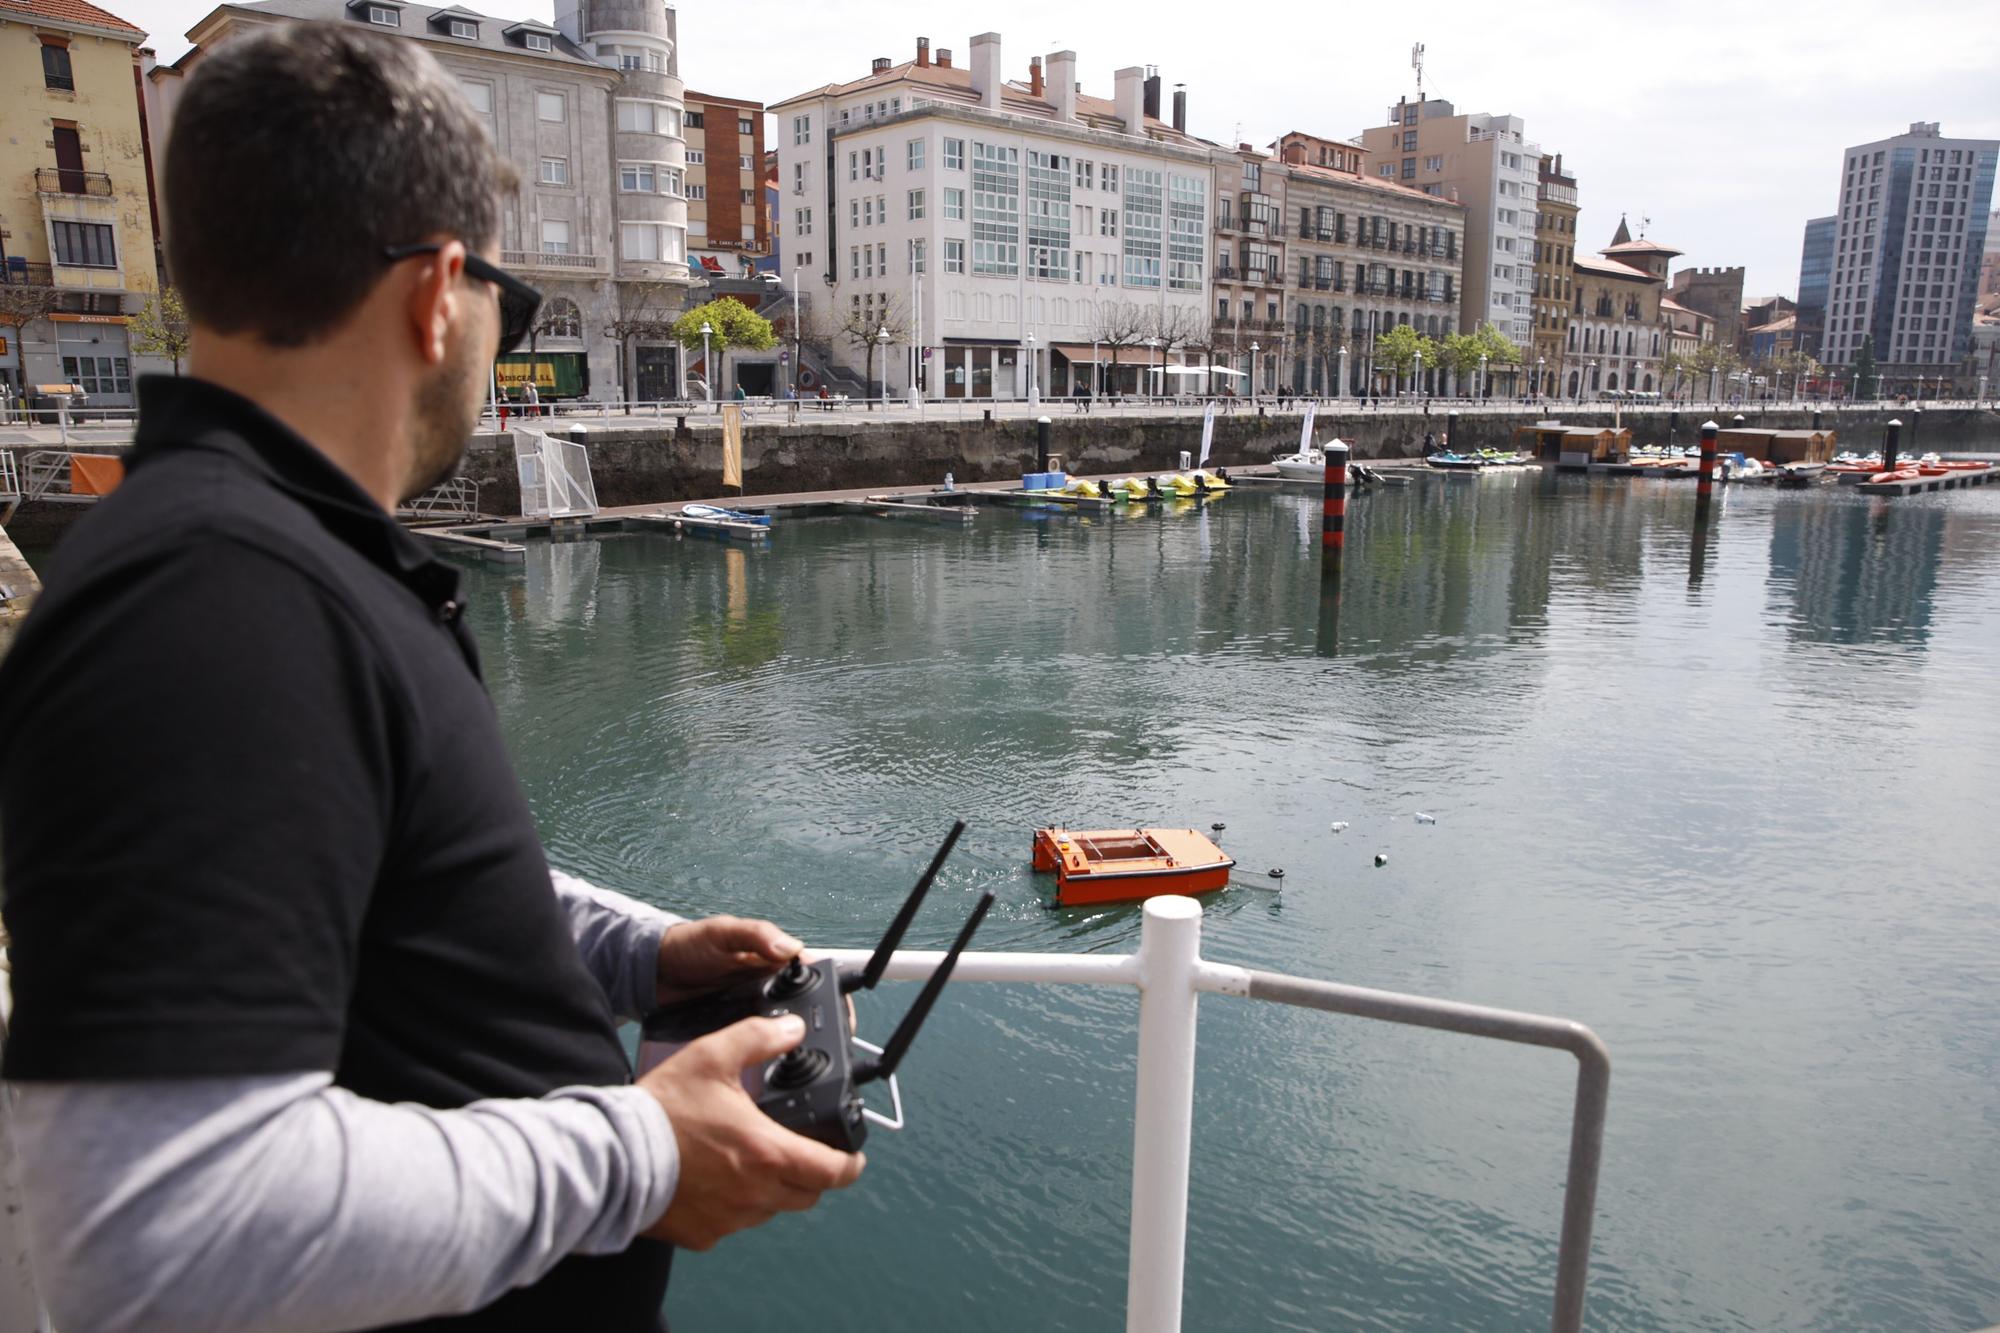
left=871, top=57, right=890, bottom=75
left=936, top=47, right=952, bottom=68
left=916, top=36, right=929, bottom=68
left=1142, top=67, right=1161, bottom=121
left=1029, top=56, right=1043, bottom=99
left=1171, top=84, right=1186, bottom=133
left=1114, top=65, right=1144, bottom=135
left=1048, top=50, right=1077, bottom=122
left=970, top=31, right=1002, bottom=111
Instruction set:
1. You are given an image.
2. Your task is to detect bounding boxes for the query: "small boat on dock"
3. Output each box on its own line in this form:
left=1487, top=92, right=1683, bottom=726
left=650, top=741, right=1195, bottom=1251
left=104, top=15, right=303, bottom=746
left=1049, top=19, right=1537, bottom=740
left=1274, top=439, right=1357, bottom=482
left=1033, top=827, right=1236, bottom=906
left=681, top=503, right=771, bottom=526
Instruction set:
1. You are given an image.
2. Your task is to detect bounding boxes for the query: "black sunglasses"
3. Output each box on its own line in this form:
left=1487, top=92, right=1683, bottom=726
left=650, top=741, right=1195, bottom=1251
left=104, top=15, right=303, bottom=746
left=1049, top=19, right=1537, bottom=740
left=382, top=243, right=543, bottom=356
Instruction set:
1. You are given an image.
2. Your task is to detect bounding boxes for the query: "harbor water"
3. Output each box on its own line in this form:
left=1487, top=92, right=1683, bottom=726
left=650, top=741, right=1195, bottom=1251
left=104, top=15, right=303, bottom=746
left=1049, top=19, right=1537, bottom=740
left=459, top=471, right=2000, bottom=1331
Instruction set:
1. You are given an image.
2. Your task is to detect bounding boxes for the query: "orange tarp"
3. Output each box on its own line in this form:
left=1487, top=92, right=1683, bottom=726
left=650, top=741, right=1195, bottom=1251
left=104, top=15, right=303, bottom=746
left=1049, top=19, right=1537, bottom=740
left=70, top=454, right=125, bottom=496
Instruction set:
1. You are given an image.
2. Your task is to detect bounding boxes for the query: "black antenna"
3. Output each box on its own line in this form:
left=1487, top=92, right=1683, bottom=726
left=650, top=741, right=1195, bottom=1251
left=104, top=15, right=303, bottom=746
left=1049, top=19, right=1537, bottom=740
left=844, top=820, right=966, bottom=995
left=854, top=891, right=993, bottom=1086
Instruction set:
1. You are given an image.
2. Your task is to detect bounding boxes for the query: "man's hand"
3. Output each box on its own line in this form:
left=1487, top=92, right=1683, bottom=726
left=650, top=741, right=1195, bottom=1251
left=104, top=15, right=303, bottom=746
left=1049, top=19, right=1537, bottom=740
left=639, top=1015, right=865, bottom=1250
left=656, top=915, right=802, bottom=1006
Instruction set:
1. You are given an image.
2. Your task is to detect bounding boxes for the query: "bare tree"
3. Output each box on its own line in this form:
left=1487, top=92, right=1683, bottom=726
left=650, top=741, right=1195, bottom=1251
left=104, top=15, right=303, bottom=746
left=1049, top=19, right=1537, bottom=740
left=603, top=280, right=683, bottom=407
left=1083, top=300, right=1147, bottom=396
left=1142, top=305, right=1210, bottom=396
left=0, top=283, right=58, bottom=336
left=800, top=295, right=914, bottom=400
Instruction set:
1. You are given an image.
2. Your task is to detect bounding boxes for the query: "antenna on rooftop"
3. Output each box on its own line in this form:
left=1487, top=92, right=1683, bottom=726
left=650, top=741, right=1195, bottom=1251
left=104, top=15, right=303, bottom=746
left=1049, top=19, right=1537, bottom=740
left=1412, top=42, right=1426, bottom=101
left=1640, top=215, right=1652, bottom=238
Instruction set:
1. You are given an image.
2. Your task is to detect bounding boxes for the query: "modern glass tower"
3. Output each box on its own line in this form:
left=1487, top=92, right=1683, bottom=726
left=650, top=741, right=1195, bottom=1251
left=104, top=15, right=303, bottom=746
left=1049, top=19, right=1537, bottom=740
left=1820, top=123, right=1997, bottom=393
left=1794, top=215, right=1835, bottom=359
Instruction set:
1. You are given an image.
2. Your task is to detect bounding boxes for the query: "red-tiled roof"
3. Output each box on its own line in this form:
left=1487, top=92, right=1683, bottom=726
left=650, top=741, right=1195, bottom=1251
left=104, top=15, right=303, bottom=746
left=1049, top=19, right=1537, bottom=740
left=1284, top=159, right=1462, bottom=208
left=0, top=0, right=145, bottom=35
left=1604, top=238, right=1683, bottom=257
left=1575, top=254, right=1659, bottom=282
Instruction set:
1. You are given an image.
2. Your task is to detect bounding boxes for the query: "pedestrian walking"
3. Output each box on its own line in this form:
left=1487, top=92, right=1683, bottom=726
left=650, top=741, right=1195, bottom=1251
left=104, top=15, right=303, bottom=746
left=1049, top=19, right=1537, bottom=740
left=522, top=379, right=539, bottom=418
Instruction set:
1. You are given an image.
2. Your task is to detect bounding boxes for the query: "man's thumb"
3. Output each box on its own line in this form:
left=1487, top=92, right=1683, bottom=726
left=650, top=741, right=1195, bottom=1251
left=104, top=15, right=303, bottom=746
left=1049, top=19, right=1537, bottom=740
left=702, top=1014, right=807, bottom=1071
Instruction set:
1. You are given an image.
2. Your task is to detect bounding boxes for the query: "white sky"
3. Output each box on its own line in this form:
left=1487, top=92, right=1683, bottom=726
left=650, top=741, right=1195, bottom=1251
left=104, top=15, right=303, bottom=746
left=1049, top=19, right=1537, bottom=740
left=125, top=0, right=2000, bottom=302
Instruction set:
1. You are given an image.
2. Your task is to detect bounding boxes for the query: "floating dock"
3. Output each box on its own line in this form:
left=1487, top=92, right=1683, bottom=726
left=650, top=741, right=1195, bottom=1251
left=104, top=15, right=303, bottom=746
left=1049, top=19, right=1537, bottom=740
left=1855, top=464, right=2000, bottom=497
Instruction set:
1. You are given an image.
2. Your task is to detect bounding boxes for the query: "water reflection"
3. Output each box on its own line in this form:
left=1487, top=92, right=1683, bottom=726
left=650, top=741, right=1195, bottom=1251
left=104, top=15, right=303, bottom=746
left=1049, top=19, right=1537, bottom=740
left=1765, top=495, right=1945, bottom=645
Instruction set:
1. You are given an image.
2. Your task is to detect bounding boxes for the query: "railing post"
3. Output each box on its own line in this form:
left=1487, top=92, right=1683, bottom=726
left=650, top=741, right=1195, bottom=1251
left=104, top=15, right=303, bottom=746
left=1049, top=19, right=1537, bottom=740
left=1127, top=896, right=1202, bottom=1333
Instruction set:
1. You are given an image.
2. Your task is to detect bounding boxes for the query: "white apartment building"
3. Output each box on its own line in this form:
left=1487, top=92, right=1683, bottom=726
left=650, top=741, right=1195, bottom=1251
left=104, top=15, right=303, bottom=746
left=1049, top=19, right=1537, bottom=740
left=1820, top=122, right=1998, bottom=391
left=771, top=34, right=1213, bottom=400
left=1359, top=97, right=1537, bottom=348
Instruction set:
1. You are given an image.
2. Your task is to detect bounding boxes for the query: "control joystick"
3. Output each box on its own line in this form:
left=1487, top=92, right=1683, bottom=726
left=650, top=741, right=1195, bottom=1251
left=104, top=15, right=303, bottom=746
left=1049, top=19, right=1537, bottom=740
left=637, top=820, right=990, bottom=1152
left=765, top=955, right=818, bottom=1001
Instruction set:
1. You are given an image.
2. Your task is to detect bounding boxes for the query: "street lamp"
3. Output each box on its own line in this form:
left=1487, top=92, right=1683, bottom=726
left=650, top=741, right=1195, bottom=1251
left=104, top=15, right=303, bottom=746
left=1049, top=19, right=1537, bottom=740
left=1091, top=336, right=1101, bottom=403
left=1337, top=345, right=1349, bottom=400
left=791, top=265, right=802, bottom=397
left=1144, top=336, right=1158, bottom=402
left=1537, top=355, right=1546, bottom=400
left=699, top=321, right=714, bottom=406
left=874, top=325, right=889, bottom=407
left=1587, top=359, right=1597, bottom=399
left=1478, top=352, right=1488, bottom=401
left=1414, top=346, right=1424, bottom=402
left=1250, top=340, right=1260, bottom=407
left=1026, top=330, right=1040, bottom=409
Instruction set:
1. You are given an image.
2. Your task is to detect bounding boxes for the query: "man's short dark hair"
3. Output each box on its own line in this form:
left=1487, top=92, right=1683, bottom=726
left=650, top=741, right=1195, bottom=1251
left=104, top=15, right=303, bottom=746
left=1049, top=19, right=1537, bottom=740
left=164, top=23, right=515, bottom=347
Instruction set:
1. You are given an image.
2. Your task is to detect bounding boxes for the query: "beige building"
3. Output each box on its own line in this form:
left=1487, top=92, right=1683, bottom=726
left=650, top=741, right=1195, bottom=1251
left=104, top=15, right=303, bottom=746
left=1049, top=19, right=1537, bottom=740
left=1274, top=130, right=1463, bottom=396
left=1531, top=153, right=1577, bottom=398
left=1358, top=96, right=1539, bottom=348
left=148, top=0, right=702, bottom=401
left=0, top=0, right=162, bottom=406
left=1569, top=242, right=1666, bottom=398
left=1209, top=142, right=1286, bottom=396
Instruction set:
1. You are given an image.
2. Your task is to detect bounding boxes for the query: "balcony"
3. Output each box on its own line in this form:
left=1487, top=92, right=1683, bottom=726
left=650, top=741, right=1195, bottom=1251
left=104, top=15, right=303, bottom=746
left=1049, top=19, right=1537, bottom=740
left=1214, top=264, right=1239, bottom=282
left=1, top=260, right=53, bottom=286
left=1313, top=276, right=1332, bottom=291
left=1214, top=214, right=1240, bottom=234
left=35, top=167, right=111, bottom=197
left=503, top=248, right=610, bottom=274
left=1295, top=274, right=1313, bottom=289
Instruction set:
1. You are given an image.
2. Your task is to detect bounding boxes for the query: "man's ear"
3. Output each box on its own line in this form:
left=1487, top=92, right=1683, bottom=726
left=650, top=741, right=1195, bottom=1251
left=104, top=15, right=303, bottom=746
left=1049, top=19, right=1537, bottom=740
left=405, top=241, right=466, bottom=367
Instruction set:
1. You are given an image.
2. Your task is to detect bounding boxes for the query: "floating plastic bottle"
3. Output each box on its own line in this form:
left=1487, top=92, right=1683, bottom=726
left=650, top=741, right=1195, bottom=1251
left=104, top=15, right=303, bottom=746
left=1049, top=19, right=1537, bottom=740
left=1329, top=821, right=1349, bottom=833
left=1414, top=812, right=1437, bottom=824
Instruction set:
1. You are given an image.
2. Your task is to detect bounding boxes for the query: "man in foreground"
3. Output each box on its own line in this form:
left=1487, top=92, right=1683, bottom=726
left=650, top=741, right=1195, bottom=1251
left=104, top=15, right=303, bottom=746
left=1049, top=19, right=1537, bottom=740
left=0, top=24, right=860, bottom=1331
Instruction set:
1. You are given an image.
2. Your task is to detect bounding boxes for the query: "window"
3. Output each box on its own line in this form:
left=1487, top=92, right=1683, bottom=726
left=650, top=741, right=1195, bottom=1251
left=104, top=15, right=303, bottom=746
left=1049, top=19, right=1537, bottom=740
left=1121, top=167, right=1163, bottom=289
left=459, top=79, right=493, bottom=115
left=1424, top=155, right=1442, bottom=172
left=620, top=163, right=656, bottom=192
left=972, top=141, right=1020, bottom=275
left=540, top=157, right=569, bottom=186
left=1100, top=210, right=1117, bottom=238
left=795, top=208, right=812, bottom=235
left=618, top=53, right=644, bottom=71
left=40, top=41, right=74, bottom=91
left=61, top=355, right=130, bottom=396
left=537, top=92, right=565, bottom=122
left=908, top=139, right=925, bottom=171
left=540, top=219, right=572, bottom=254
left=792, top=162, right=806, bottom=192
left=616, top=100, right=680, bottom=136
left=740, top=189, right=753, bottom=204
left=50, top=221, right=116, bottom=268
left=686, top=149, right=705, bottom=165
left=908, top=189, right=925, bottom=220
left=740, top=155, right=752, bottom=170
left=1167, top=172, right=1206, bottom=291
left=1076, top=160, right=1094, bottom=191
left=944, top=238, right=965, bottom=273
left=619, top=222, right=683, bottom=262
left=524, top=32, right=551, bottom=52
left=450, top=14, right=479, bottom=33
left=1102, top=164, right=1118, bottom=193
left=738, top=116, right=754, bottom=135
left=936, top=137, right=963, bottom=171
left=1026, top=150, right=1072, bottom=281
left=685, top=111, right=704, bottom=129
left=686, top=183, right=705, bottom=200
left=793, top=116, right=811, bottom=146
left=909, top=239, right=926, bottom=274
left=366, top=4, right=398, bottom=24
left=943, top=188, right=964, bottom=220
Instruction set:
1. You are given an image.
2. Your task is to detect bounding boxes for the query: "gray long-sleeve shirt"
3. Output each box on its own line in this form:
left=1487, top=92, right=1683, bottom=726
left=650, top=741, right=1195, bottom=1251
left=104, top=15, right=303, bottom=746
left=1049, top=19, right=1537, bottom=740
left=5, top=871, right=685, bottom=1333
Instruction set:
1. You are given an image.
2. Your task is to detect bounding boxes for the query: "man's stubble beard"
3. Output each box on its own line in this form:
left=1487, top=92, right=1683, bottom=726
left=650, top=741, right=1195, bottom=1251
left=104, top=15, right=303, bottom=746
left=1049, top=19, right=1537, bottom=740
left=403, top=333, right=485, bottom=504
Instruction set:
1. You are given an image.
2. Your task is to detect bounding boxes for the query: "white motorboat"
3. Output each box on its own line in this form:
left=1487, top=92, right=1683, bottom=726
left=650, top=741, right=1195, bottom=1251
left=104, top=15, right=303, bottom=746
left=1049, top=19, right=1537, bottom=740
left=1274, top=438, right=1357, bottom=482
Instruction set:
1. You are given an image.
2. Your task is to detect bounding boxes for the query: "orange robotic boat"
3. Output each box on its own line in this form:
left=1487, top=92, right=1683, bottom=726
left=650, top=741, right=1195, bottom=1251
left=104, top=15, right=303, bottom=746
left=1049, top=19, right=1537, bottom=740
left=1032, top=827, right=1236, bottom=906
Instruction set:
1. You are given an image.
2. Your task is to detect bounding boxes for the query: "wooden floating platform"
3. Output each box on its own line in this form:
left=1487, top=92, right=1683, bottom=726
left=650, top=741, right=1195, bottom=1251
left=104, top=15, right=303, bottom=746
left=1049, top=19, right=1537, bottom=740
left=630, top=510, right=772, bottom=542
left=839, top=497, right=978, bottom=524
left=985, top=489, right=1113, bottom=513
left=412, top=527, right=527, bottom=563
left=1856, top=464, right=2000, bottom=497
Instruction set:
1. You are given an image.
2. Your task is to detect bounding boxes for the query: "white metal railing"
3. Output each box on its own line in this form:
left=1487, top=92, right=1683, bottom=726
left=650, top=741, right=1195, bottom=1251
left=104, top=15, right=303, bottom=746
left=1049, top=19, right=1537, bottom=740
left=825, top=896, right=1610, bottom=1332
left=499, top=249, right=609, bottom=273
left=397, top=477, right=482, bottom=522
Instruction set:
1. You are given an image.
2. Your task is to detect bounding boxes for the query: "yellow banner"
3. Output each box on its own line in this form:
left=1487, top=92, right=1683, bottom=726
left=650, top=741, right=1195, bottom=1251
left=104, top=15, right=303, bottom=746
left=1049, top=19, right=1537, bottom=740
left=721, top=404, right=743, bottom=490
left=495, top=362, right=558, bottom=389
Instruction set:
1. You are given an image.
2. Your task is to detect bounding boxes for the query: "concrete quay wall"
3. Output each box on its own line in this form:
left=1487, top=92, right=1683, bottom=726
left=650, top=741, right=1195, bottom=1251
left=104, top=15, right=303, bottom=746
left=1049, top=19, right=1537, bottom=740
left=464, top=405, right=1993, bottom=517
